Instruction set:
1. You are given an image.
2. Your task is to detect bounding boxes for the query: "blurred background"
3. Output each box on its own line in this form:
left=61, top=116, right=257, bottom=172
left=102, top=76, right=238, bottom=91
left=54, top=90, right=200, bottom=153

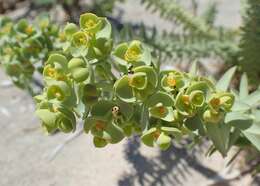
left=0, top=0, right=259, bottom=186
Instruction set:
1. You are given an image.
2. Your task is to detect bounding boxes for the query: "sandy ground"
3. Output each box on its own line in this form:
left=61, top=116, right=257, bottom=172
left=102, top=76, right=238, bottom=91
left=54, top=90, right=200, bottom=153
left=0, top=1, right=256, bottom=186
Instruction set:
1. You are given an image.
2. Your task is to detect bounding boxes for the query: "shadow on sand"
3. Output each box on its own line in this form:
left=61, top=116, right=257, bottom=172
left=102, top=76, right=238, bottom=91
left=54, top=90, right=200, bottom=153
left=118, top=137, right=221, bottom=186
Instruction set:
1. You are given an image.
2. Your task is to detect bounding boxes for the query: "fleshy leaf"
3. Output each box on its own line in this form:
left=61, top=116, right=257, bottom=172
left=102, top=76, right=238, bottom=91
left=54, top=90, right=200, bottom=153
left=216, top=66, right=236, bottom=91
left=225, top=112, right=253, bottom=130
left=206, top=122, right=230, bottom=157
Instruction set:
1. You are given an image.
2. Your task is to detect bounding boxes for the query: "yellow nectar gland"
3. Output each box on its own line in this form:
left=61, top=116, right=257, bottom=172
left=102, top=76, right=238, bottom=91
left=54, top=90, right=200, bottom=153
left=55, top=91, right=62, bottom=99
left=4, top=47, right=12, bottom=55
left=2, top=24, right=12, bottom=33
left=79, top=36, right=87, bottom=45
left=85, top=19, right=96, bottom=28
left=182, top=95, right=190, bottom=105
left=52, top=106, right=59, bottom=113
left=153, top=130, right=161, bottom=140
left=128, top=76, right=133, bottom=85
left=210, top=97, right=220, bottom=107
left=129, top=76, right=143, bottom=87
left=166, top=73, right=176, bottom=87
left=95, top=120, right=105, bottom=131
left=125, top=47, right=141, bottom=62
left=25, top=26, right=33, bottom=35
left=59, top=32, right=66, bottom=42
left=47, top=68, right=56, bottom=78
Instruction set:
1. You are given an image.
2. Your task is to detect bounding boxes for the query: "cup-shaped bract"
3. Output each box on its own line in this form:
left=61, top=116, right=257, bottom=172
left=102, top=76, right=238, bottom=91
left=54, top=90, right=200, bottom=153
left=209, top=93, right=235, bottom=114
left=15, top=19, right=35, bottom=36
left=46, top=80, right=71, bottom=102
left=84, top=117, right=125, bottom=146
left=114, top=65, right=157, bottom=102
left=44, top=54, right=68, bottom=79
left=72, top=31, right=91, bottom=48
left=56, top=106, right=76, bottom=133
left=23, top=37, right=43, bottom=56
left=124, top=40, right=142, bottom=62
left=189, top=90, right=205, bottom=107
left=160, top=70, right=186, bottom=92
left=113, top=40, right=152, bottom=67
left=175, top=91, right=194, bottom=116
left=80, top=13, right=103, bottom=34
left=114, top=75, right=136, bottom=103
left=128, top=72, right=148, bottom=90
left=147, top=91, right=175, bottom=122
left=141, top=127, right=182, bottom=150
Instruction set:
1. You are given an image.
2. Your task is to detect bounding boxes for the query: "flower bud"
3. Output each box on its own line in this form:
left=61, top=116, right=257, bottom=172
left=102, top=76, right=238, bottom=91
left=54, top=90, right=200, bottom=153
left=68, top=58, right=89, bottom=82
left=203, top=110, right=224, bottom=124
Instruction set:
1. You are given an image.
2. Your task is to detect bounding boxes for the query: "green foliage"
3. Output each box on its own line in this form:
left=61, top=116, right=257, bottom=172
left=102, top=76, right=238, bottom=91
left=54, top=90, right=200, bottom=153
left=239, top=0, right=260, bottom=84
left=0, top=16, right=64, bottom=93
left=117, top=1, right=238, bottom=63
left=141, top=0, right=217, bottom=38
left=33, top=13, right=260, bottom=157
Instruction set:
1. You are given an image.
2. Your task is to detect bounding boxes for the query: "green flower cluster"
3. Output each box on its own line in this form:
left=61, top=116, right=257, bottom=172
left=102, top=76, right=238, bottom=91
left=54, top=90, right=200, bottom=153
left=0, top=16, right=64, bottom=91
left=35, top=13, right=234, bottom=150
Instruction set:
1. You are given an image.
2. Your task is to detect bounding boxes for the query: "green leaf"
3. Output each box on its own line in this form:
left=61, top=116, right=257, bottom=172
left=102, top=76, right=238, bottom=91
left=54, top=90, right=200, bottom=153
left=239, top=73, right=248, bottom=99
left=232, top=101, right=251, bottom=112
left=189, top=60, right=198, bottom=76
left=242, top=90, right=260, bottom=106
left=184, top=115, right=205, bottom=135
left=206, top=122, right=231, bottom=157
left=242, top=122, right=260, bottom=151
left=225, top=112, right=253, bottom=130
left=216, top=66, right=236, bottom=91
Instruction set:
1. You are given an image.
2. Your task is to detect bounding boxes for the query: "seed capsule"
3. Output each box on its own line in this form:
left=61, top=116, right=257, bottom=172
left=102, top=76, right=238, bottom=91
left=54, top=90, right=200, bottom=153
left=112, top=106, right=120, bottom=118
